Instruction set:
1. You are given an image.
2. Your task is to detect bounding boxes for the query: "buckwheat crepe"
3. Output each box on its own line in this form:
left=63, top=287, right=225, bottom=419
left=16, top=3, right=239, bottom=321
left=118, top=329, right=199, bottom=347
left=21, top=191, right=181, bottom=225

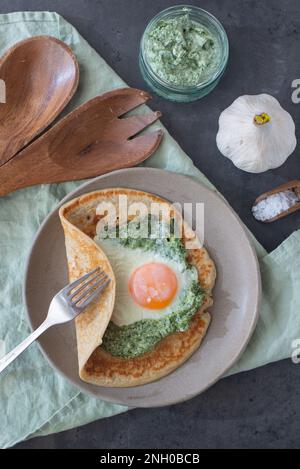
left=59, top=189, right=216, bottom=387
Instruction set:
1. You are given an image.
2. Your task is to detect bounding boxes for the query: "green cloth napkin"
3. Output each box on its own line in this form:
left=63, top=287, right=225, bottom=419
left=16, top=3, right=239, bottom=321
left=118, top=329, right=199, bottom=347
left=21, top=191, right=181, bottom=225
left=0, top=11, right=299, bottom=448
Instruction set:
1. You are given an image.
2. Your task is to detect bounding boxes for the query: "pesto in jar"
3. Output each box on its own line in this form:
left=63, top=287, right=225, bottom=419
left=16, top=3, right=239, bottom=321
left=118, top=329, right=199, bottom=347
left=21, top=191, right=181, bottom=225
left=145, top=14, right=220, bottom=87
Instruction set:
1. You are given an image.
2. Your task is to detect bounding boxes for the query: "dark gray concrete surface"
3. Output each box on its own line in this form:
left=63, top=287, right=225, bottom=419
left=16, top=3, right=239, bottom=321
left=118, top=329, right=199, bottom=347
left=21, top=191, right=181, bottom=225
left=4, top=0, right=300, bottom=449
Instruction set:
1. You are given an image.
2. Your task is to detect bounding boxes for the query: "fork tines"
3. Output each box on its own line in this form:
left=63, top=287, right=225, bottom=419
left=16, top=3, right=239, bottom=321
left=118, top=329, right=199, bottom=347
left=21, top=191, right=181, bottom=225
left=64, top=267, right=110, bottom=309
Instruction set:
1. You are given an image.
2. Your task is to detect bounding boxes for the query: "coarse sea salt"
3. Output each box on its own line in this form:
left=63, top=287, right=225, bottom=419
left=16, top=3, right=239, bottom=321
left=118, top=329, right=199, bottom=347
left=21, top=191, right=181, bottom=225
left=252, top=189, right=299, bottom=222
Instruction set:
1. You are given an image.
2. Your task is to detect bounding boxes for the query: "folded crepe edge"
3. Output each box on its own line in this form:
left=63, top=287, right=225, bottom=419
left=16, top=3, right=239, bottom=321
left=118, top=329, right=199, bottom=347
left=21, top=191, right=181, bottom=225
left=58, top=188, right=216, bottom=387
left=59, top=201, right=116, bottom=379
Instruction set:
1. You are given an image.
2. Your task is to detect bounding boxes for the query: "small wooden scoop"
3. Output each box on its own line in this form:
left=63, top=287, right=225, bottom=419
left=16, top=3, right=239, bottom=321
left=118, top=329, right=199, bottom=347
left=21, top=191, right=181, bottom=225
left=0, top=36, right=79, bottom=166
left=0, top=88, right=162, bottom=196
left=253, top=180, right=300, bottom=222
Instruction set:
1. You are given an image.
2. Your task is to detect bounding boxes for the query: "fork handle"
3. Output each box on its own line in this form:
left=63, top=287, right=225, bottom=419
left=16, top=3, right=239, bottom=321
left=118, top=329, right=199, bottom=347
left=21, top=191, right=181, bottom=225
left=0, top=319, right=51, bottom=374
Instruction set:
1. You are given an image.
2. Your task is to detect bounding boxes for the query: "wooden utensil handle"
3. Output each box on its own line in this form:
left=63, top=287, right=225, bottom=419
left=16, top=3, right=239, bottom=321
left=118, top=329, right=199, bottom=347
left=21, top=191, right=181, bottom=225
left=0, top=129, right=163, bottom=196
left=0, top=158, right=29, bottom=196
left=294, top=186, right=300, bottom=199
left=0, top=148, right=49, bottom=196
left=255, top=179, right=300, bottom=205
left=0, top=89, right=163, bottom=196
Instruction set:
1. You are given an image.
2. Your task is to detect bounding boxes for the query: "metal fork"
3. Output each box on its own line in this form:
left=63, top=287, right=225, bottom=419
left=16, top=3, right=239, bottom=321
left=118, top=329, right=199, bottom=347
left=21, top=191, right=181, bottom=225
left=0, top=267, right=110, bottom=374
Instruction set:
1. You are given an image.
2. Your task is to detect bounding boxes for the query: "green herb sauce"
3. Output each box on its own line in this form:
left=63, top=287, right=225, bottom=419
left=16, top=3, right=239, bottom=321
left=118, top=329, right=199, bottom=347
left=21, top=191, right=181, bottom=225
left=145, top=14, right=220, bottom=87
left=102, top=280, right=204, bottom=358
left=98, top=217, right=206, bottom=359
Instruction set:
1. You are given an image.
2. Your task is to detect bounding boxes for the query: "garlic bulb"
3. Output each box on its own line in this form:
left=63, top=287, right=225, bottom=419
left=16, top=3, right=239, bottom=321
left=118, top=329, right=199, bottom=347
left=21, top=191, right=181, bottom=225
left=216, top=94, right=297, bottom=173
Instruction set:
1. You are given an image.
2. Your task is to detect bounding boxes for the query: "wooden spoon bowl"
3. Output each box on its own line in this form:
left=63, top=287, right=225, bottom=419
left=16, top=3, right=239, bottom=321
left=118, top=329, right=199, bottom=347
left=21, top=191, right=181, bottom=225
left=253, top=180, right=300, bottom=222
left=0, top=36, right=79, bottom=166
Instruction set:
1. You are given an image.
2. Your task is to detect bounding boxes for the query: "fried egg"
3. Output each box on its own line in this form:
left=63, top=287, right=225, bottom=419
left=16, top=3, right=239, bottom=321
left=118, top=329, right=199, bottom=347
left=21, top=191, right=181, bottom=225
left=94, top=237, right=198, bottom=327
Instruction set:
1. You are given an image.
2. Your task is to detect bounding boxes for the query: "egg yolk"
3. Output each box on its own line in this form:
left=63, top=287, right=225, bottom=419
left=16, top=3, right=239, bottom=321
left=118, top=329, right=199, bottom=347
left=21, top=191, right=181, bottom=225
left=128, top=262, right=178, bottom=310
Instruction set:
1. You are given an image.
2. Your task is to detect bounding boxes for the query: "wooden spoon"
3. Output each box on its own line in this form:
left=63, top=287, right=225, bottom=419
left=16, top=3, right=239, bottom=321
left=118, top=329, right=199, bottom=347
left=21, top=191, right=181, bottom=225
left=253, top=180, right=300, bottom=222
left=0, top=36, right=79, bottom=166
left=0, top=88, right=163, bottom=196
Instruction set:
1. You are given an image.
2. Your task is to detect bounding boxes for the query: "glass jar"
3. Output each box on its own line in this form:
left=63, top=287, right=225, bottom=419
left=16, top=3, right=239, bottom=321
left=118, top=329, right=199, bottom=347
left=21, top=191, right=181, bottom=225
left=139, top=5, right=229, bottom=103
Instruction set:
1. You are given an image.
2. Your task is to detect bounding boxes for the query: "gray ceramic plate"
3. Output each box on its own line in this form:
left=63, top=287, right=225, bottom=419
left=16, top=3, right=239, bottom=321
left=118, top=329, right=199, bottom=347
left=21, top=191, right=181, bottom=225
left=24, top=168, right=261, bottom=407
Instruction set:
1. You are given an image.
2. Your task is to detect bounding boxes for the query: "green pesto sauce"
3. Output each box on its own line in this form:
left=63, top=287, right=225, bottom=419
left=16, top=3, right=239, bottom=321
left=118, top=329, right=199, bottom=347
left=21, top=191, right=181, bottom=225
left=102, top=280, right=204, bottom=358
left=100, top=218, right=206, bottom=359
left=145, top=14, right=220, bottom=87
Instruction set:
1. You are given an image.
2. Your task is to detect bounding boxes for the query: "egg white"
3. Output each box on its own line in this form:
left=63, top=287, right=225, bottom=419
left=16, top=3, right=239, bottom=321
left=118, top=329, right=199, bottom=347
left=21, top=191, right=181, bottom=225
left=94, top=236, right=197, bottom=327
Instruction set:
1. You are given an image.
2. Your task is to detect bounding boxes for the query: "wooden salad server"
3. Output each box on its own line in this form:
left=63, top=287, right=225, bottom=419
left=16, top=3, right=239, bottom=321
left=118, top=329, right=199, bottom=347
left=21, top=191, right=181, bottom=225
left=0, top=88, right=163, bottom=196
left=0, top=36, right=79, bottom=166
left=253, top=180, right=300, bottom=222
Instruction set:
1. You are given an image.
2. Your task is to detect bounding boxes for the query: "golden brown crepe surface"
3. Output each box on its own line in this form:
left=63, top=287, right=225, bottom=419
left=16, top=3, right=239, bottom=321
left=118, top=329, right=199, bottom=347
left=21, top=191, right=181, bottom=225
left=59, top=188, right=216, bottom=387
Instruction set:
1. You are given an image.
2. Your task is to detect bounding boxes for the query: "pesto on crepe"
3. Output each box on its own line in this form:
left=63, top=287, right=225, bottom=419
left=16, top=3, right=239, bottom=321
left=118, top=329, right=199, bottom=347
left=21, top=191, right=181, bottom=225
left=95, top=217, right=205, bottom=359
